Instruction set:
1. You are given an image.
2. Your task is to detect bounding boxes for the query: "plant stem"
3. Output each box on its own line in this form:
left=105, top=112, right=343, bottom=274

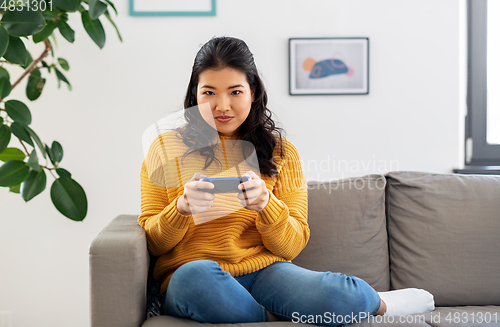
left=48, top=168, right=57, bottom=180
left=41, top=165, right=56, bottom=171
left=15, top=138, right=37, bottom=174
left=17, top=140, right=55, bottom=171
left=4, top=40, right=57, bottom=172
left=17, top=137, right=30, bottom=156
left=11, top=39, right=53, bottom=91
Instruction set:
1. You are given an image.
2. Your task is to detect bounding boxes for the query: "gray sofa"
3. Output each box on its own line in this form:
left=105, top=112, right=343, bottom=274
left=89, top=171, right=500, bottom=327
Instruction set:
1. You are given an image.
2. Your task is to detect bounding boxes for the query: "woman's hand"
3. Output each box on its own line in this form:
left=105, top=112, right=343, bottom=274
left=177, top=173, right=216, bottom=215
left=237, top=171, right=270, bottom=212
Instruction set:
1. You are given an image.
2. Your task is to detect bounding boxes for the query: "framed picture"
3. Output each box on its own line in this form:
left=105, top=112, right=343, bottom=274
left=289, top=37, right=369, bottom=95
left=130, top=0, right=216, bottom=16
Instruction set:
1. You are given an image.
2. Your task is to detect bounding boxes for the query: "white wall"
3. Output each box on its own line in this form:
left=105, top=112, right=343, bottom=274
left=0, top=1, right=462, bottom=326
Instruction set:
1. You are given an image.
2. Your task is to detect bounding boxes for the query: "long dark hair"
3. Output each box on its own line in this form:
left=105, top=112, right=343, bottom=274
left=178, top=36, right=285, bottom=179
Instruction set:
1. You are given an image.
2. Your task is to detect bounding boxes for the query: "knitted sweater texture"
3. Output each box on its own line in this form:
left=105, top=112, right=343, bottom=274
left=138, top=131, right=309, bottom=295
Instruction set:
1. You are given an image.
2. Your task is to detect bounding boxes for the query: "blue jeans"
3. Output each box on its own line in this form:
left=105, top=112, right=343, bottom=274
left=161, top=260, right=381, bottom=326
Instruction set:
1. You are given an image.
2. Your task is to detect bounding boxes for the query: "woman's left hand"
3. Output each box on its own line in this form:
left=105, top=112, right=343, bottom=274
left=237, top=171, right=270, bottom=212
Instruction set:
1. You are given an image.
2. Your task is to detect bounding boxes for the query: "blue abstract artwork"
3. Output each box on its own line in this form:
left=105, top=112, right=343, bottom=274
left=303, top=58, right=354, bottom=79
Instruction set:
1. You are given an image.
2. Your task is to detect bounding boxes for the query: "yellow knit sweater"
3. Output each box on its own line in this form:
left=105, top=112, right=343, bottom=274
left=138, top=131, right=309, bottom=295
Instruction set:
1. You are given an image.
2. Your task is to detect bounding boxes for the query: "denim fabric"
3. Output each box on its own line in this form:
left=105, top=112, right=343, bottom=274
left=161, top=260, right=381, bottom=326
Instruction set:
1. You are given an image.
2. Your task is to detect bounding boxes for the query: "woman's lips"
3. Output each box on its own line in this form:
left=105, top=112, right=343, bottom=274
left=216, top=116, right=233, bottom=123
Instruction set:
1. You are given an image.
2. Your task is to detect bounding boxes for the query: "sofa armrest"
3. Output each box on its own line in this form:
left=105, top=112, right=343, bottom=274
left=89, top=214, right=149, bottom=327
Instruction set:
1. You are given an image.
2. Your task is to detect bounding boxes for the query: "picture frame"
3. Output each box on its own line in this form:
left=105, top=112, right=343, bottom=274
left=129, top=0, right=216, bottom=17
left=289, top=37, right=369, bottom=95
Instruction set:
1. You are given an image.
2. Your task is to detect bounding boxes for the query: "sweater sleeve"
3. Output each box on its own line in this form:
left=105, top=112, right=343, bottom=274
left=138, top=142, right=192, bottom=257
left=255, top=140, right=310, bottom=260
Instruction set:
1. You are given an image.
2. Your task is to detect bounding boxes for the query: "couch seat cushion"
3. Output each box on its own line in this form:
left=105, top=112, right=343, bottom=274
left=386, top=171, right=500, bottom=306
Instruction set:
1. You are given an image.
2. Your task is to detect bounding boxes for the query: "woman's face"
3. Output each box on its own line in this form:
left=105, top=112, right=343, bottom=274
left=197, top=67, right=254, bottom=136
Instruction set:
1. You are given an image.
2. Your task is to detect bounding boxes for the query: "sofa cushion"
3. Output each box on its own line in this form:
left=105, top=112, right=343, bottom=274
left=293, top=174, right=390, bottom=292
left=386, top=171, right=500, bottom=306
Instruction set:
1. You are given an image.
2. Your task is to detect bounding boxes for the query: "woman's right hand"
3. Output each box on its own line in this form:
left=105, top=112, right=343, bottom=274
left=177, top=173, right=216, bottom=215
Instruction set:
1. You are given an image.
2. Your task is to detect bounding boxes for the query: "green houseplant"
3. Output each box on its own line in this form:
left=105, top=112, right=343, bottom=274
left=0, top=0, right=121, bottom=221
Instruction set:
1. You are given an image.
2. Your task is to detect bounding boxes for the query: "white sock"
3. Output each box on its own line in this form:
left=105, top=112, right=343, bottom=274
left=377, top=288, right=435, bottom=316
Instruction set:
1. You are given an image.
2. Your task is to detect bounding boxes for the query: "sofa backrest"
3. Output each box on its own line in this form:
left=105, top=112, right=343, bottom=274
left=293, top=174, right=390, bottom=292
left=385, top=171, right=500, bottom=306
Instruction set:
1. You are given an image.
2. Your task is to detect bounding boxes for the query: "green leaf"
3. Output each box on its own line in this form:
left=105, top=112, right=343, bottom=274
left=41, top=60, right=52, bottom=73
left=56, top=167, right=71, bottom=179
left=0, top=7, right=46, bottom=37
left=0, top=67, right=11, bottom=97
left=21, top=168, right=47, bottom=202
left=10, top=122, right=33, bottom=147
left=103, top=0, right=117, bottom=15
left=41, top=9, right=60, bottom=21
left=5, top=100, right=32, bottom=125
left=26, top=69, right=46, bottom=101
left=27, top=149, right=40, bottom=171
left=81, top=10, right=105, bottom=49
left=51, top=177, right=87, bottom=221
left=59, top=12, right=70, bottom=22
left=24, top=125, right=47, bottom=158
left=10, top=184, right=21, bottom=193
left=20, top=49, right=33, bottom=69
left=51, top=141, right=63, bottom=163
left=0, top=26, right=9, bottom=58
left=45, top=143, right=55, bottom=166
left=31, top=66, right=41, bottom=78
left=103, top=11, right=122, bottom=42
left=0, top=125, right=12, bottom=154
left=58, top=20, right=75, bottom=43
left=53, top=0, right=80, bottom=12
left=0, top=148, right=26, bottom=162
left=106, top=3, right=118, bottom=16
left=0, top=67, right=10, bottom=80
left=2, top=35, right=28, bottom=66
left=0, top=160, right=30, bottom=187
left=57, top=58, right=70, bottom=71
left=0, top=76, right=12, bottom=99
left=89, top=0, right=108, bottom=19
left=54, top=68, right=71, bottom=90
left=32, top=20, right=57, bottom=43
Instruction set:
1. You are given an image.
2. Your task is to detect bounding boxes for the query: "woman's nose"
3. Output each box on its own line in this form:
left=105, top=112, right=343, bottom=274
left=215, top=95, right=230, bottom=112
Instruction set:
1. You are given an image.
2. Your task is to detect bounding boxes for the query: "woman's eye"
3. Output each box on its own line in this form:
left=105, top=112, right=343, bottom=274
left=203, top=91, right=215, bottom=95
left=232, top=90, right=242, bottom=95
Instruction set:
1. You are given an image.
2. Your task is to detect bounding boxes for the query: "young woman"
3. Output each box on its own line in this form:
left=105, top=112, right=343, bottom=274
left=139, top=36, right=435, bottom=326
